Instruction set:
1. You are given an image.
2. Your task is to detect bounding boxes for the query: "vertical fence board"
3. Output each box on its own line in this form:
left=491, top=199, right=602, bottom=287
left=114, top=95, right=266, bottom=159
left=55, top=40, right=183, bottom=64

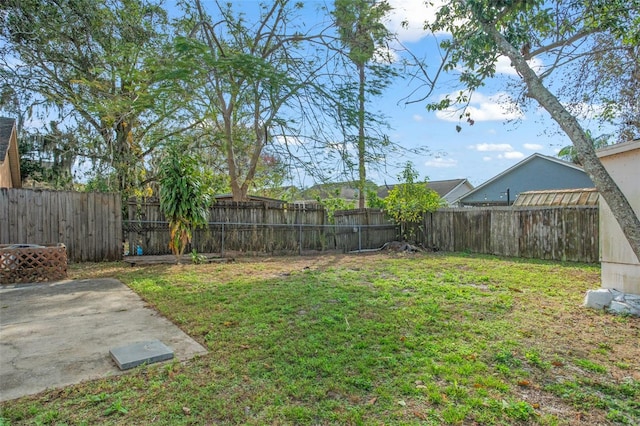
left=47, top=190, right=59, bottom=245
left=490, top=209, right=519, bottom=257
left=15, top=190, right=26, bottom=242
left=56, top=192, right=66, bottom=250
left=0, top=189, right=121, bottom=262
left=0, top=189, right=8, bottom=241
left=87, top=192, right=96, bottom=262
left=108, top=193, right=120, bottom=260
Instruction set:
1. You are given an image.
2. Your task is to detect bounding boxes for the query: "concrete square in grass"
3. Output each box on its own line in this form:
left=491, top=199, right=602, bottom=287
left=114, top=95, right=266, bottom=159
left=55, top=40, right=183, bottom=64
left=110, top=339, right=174, bottom=370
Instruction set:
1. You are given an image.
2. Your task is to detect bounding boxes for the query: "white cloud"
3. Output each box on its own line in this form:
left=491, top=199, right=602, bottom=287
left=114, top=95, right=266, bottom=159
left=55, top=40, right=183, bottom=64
left=563, top=102, right=608, bottom=121
left=373, top=45, right=399, bottom=63
left=495, top=55, right=518, bottom=76
left=469, top=143, right=514, bottom=152
left=435, top=91, right=523, bottom=122
left=483, top=156, right=492, bottom=161
left=273, top=134, right=303, bottom=147
left=425, top=157, right=458, bottom=168
left=495, top=55, right=545, bottom=76
left=500, top=151, right=525, bottom=159
left=386, top=0, right=447, bottom=43
left=412, top=114, right=424, bottom=122
left=523, top=143, right=543, bottom=150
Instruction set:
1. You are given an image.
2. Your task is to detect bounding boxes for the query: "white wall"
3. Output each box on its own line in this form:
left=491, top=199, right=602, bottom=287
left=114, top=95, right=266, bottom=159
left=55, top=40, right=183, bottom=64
left=598, top=140, right=640, bottom=295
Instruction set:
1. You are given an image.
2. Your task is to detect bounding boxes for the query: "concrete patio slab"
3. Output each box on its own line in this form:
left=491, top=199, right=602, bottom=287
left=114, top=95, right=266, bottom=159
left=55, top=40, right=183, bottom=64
left=0, top=278, right=207, bottom=402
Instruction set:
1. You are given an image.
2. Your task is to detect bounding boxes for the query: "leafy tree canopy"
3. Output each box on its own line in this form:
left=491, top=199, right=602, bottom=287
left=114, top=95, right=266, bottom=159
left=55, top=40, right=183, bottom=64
left=418, top=0, right=640, bottom=259
left=1, top=0, right=190, bottom=198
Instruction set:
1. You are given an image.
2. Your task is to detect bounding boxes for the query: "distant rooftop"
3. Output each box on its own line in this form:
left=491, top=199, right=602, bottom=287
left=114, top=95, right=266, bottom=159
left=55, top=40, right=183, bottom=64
left=377, top=178, right=469, bottom=199
left=513, top=188, right=598, bottom=207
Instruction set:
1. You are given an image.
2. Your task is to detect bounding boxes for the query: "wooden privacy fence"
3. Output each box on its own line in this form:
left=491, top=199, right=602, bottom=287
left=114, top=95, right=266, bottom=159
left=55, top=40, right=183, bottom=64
left=0, top=190, right=600, bottom=264
left=414, top=206, right=599, bottom=263
left=0, top=188, right=122, bottom=262
left=124, top=198, right=398, bottom=255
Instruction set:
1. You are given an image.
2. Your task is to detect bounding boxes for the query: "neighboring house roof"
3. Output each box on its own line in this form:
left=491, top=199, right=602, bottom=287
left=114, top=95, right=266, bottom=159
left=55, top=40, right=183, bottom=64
left=513, top=188, right=599, bottom=207
left=428, top=178, right=470, bottom=197
left=303, top=180, right=378, bottom=201
left=596, top=138, right=640, bottom=158
left=459, top=153, right=594, bottom=206
left=0, top=117, right=21, bottom=189
left=377, top=178, right=474, bottom=204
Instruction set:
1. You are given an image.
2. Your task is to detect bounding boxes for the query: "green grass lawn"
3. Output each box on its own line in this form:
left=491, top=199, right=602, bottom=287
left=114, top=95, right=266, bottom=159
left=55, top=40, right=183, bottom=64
left=1, top=253, right=639, bottom=425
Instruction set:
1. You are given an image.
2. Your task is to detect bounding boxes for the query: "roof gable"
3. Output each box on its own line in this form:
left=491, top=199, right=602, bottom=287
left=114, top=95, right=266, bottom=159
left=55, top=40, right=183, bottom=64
left=427, top=178, right=468, bottom=196
left=378, top=178, right=472, bottom=199
left=460, top=153, right=593, bottom=205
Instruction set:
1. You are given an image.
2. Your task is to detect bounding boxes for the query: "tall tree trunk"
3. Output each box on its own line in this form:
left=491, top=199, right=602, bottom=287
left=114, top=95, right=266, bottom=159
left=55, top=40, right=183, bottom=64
left=480, top=20, right=640, bottom=262
left=115, top=120, right=135, bottom=198
left=357, top=62, right=366, bottom=209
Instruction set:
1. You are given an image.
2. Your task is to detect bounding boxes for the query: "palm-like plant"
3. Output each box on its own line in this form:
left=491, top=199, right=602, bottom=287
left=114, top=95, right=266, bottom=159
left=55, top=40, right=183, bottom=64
left=159, top=142, right=213, bottom=263
left=333, top=0, right=393, bottom=209
left=558, top=130, right=611, bottom=165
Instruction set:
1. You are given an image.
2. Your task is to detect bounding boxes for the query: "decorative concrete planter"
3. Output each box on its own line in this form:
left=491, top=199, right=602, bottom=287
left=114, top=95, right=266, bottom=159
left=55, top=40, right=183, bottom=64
left=0, top=243, right=68, bottom=284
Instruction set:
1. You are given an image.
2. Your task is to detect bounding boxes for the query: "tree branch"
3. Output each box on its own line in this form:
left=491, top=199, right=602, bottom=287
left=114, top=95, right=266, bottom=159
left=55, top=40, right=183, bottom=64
left=474, top=10, right=640, bottom=261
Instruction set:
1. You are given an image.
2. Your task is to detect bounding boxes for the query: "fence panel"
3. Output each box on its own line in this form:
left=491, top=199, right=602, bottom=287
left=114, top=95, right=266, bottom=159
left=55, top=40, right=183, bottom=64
left=126, top=199, right=335, bottom=255
left=0, top=190, right=599, bottom=263
left=123, top=200, right=398, bottom=255
left=333, top=209, right=397, bottom=252
left=424, top=210, right=455, bottom=251
left=420, top=207, right=598, bottom=263
left=491, top=209, right=520, bottom=257
left=0, top=188, right=122, bottom=262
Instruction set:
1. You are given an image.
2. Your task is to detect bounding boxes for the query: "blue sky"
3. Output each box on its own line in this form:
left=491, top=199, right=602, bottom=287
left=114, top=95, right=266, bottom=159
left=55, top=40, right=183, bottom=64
left=219, top=0, right=585, bottom=188
left=185, top=0, right=578, bottom=188
left=353, top=0, right=577, bottom=187
left=15, top=0, right=590, bottom=189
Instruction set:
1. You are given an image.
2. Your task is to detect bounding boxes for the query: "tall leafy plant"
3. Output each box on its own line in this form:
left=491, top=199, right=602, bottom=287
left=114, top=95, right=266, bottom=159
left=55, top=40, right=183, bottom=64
left=384, top=162, right=443, bottom=240
left=159, top=143, right=213, bottom=262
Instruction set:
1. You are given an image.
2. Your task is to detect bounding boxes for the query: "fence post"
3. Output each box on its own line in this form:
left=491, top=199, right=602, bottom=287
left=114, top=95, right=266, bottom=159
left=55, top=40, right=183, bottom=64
left=358, top=225, right=362, bottom=252
left=221, top=223, right=225, bottom=257
left=299, top=224, right=303, bottom=255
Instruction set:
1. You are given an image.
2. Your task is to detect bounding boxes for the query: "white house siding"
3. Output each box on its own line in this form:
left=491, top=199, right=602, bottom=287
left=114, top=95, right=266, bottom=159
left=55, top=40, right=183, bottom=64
left=597, top=140, right=640, bottom=295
